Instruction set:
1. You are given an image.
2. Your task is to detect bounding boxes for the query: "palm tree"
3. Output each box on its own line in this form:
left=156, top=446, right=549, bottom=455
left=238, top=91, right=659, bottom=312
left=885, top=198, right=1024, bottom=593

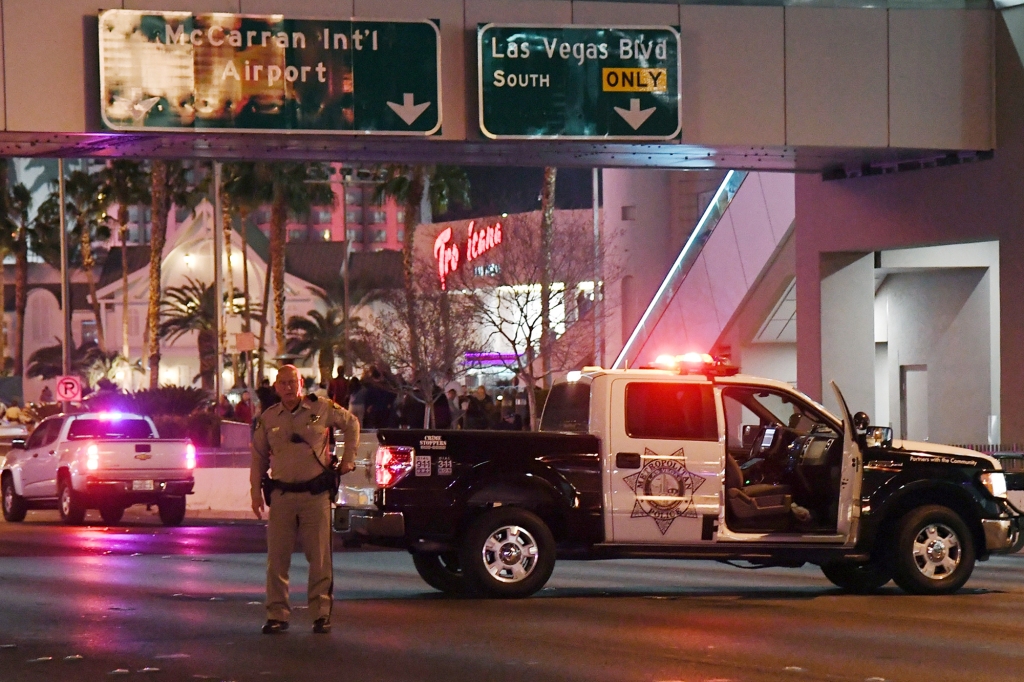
left=285, top=307, right=346, bottom=385
left=35, top=169, right=111, bottom=352
left=538, top=167, right=557, bottom=388
left=3, top=181, right=33, bottom=376
left=222, top=162, right=272, bottom=386
left=159, top=278, right=217, bottom=391
left=26, top=338, right=110, bottom=382
left=372, top=164, right=469, bottom=418
left=146, top=161, right=207, bottom=388
left=99, top=160, right=150, bottom=361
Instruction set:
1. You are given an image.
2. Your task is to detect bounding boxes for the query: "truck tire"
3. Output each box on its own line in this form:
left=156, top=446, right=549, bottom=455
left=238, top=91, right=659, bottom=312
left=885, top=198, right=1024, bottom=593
left=58, top=479, right=86, bottom=525
left=100, top=504, right=125, bottom=525
left=892, top=505, right=975, bottom=595
left=158, top=496, right=186, bottom=526
left=412, top=552, right=467, bottom=595
left=459, top=507, right=555, bottom=599
left=2, top=476, right=27, bottom=522
left=820, top=560, right=892, bottom=593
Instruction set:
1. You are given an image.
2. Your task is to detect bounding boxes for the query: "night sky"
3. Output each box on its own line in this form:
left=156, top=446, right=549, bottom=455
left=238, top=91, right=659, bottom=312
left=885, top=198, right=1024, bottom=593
left=441, top=167, right=597, bottom=221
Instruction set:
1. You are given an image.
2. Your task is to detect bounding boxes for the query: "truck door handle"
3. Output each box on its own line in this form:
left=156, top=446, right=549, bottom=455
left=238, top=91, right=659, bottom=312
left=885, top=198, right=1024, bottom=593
left=616, top=452, right=641, bottom=469
left=47, top=451, right=54, bottom=455
left=32, top=453, right=38, bottom=458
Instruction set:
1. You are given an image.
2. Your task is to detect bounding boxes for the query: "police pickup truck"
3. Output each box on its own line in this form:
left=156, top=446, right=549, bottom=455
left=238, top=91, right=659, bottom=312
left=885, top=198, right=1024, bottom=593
left=342, top=355, right=1024, bottom=598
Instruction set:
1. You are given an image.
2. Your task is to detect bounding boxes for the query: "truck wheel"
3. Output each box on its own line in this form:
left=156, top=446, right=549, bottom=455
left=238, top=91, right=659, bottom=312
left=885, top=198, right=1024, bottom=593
left=820, top=560, right=892, bottom=593
left=58, top=479, right=86, bottom=525
left=892, top=505, right=975, bottom=595
left=412, top=552, right=467, bottom=595
left=99, top=505, right=125, bottom=525
left=459, top=507, right=555, bottom=599
left=158, top=496, right=186, bottom=526
left=2, top=476, right=27, bottom=522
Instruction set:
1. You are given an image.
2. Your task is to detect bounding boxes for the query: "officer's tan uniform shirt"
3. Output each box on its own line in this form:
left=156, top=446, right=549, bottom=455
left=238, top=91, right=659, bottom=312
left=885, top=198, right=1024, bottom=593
left=250, top=396, right=360, bottom=507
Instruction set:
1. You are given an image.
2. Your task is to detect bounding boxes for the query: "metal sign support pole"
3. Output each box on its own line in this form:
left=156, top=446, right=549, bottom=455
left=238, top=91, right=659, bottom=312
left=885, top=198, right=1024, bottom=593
left=58, top=159, right=71, bottom=411
left=592, top=168, right=603, bottom=368
left=213, top=161, right=224, bottom=400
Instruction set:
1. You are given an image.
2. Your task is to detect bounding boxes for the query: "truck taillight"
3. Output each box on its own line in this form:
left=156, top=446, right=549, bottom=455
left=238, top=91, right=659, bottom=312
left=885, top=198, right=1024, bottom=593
left=86, top=443, right=99, bottom=471
left=375, top=446, right=414, bottom=487
left=185, top=442, right=196, bottom=470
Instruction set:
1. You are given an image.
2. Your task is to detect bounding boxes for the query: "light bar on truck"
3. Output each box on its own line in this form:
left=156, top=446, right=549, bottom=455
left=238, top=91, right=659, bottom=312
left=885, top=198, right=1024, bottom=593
left=644, top=353, right=739, bottom=377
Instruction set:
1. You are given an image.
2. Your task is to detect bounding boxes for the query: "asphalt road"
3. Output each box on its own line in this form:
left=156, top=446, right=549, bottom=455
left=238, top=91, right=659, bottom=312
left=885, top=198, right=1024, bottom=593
left=1, top=508, right=1023, bottom=682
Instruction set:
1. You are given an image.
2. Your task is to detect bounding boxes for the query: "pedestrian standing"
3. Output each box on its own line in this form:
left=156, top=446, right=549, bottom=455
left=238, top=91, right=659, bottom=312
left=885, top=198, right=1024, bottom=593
left=256, top=378, right=279, bottom=413
left=250, top=365, right=360, bottom=635
left=234, top=391, right=253, bottom=424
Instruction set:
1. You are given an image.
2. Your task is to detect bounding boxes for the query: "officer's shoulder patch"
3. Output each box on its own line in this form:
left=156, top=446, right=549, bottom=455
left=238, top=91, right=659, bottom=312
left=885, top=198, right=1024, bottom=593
left=254, top=416, right=263, bottom=430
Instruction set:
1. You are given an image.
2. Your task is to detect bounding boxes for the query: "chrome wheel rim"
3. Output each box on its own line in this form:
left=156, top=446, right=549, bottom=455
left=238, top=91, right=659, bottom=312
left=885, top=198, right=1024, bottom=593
left=481, top=524, right=538, bottom=584
left=60, top=487, right=71, bottom=516
left=2, top=484, right=11, bottom=512
left=912, top=523, right=961, bottom=579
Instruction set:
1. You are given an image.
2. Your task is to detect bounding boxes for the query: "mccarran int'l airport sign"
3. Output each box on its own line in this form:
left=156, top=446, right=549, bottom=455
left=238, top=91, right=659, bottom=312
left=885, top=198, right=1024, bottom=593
left=98, top=9, right=441, bottom=134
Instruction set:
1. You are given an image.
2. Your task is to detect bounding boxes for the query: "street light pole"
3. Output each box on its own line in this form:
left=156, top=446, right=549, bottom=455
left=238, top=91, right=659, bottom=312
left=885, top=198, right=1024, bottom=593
left=58, top=159, right=71, bottom=410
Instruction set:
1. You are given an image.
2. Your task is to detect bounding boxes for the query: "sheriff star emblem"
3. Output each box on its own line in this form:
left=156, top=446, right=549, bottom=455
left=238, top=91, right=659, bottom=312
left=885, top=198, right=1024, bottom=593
left=623, top=448, right=706, bottom=534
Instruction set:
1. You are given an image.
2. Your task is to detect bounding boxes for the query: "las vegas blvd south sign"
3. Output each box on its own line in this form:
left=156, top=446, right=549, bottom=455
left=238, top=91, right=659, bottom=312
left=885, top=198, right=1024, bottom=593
left=478, top=24, right=681, bottom=140
left=99, top=9, right=441, bottom=134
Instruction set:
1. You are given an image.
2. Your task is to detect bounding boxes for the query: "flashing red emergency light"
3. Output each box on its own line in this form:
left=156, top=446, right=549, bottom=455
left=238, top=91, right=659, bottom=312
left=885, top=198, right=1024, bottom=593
left=646, top=353, right=739, bottom=377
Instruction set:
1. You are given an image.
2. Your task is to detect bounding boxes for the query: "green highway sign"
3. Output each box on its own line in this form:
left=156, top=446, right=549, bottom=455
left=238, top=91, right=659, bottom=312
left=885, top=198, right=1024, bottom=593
left=99, top=10, right=441, bottom=134
left=478, top=24, right=680, bottom=140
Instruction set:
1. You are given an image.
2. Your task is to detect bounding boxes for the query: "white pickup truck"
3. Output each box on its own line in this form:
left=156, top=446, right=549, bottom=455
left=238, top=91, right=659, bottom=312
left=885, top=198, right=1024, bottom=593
left=1, top=412, right=196, bottom=526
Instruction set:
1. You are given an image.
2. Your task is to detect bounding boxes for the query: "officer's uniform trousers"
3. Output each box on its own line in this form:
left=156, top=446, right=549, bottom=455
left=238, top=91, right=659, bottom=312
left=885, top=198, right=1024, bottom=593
left=266, top=488, right=333, bottom=622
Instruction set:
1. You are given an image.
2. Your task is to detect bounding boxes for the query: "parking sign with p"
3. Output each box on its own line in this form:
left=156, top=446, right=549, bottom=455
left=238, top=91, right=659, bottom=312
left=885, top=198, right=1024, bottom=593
left=56, top=375, right=82, bottom=402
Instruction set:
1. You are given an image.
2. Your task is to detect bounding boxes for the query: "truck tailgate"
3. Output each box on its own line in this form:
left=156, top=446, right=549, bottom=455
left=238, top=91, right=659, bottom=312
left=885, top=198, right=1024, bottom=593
left=88, top=439, right=193, bottom=475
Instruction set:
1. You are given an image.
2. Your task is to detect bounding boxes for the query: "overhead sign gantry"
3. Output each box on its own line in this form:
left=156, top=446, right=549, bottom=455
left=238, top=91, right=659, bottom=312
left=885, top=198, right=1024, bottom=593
left=477, top=24, right=681, bottom=140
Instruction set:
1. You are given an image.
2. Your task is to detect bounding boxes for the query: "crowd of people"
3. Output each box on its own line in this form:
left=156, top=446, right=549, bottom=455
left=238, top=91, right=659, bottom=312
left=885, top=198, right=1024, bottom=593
left=217, top=367, right=526, bottom=431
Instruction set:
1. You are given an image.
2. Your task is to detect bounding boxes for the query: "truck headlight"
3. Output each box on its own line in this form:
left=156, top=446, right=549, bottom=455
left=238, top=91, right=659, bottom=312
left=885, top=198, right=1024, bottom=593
left=980, top=472, right=1007, bottom=499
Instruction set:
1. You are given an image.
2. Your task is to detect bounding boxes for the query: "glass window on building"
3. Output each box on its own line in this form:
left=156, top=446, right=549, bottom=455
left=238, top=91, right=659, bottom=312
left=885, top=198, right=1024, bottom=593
left=346, top=208, right=362, bottom=224
left=312, top=208, right=333, bottom=225
left=396, top=209, right=404, bottom=223
left=288, top=228, right=308, bottom=242
left=346, top=228, right=363, bottom=242
left=396, top=229, right=404, bottom=242
left=368, top=209, right=386, bottom=224
left=371, top=230, right=387, bottom=243
left=345, top=189, right=362, bottom=204
left=256, top=208, right=271, bottom=224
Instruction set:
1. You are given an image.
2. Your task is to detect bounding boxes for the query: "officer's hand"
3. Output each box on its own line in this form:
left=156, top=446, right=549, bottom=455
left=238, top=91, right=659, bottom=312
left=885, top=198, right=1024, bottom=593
left=252, top=499, right=265, bottom=520
left=338, top=460, right=356, bottom=475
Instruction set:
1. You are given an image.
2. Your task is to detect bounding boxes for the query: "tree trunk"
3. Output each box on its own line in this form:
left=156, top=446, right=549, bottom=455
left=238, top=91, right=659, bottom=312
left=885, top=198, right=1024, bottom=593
left=79, top=218, right=106, bottom=353
left=13, top=243, right=26, bottom=377
left=198, top=328, right=217, bottom=392
left=0, top=253, right=6, bottom=373
left=269, top=180, right=288, bottom=355
left=401, top=171, right=425, bottom=382
left=318, top=348, right=333, bottom=388
left=239, top=207, right=252, bottom=333
left=147, top=160, right=168, bottom=389
left=538, top=167, right=557, bottom=389
left=119, top=211, right=131, bottom=361
left=256, top=254, right=272, bottom=385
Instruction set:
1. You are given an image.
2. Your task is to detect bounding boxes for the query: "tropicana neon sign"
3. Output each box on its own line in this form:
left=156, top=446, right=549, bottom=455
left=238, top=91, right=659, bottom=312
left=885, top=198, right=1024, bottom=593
left=434, top=219, right=503, bottom=289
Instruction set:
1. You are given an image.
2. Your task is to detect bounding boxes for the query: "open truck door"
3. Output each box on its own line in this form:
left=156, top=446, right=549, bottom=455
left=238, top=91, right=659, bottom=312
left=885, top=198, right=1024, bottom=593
left=830, top=381, right=863, bottom=546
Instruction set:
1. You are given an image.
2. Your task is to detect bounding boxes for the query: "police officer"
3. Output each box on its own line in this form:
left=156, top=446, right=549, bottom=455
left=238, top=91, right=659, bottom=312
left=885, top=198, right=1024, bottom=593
left=250, top=365, right=359, bottom=635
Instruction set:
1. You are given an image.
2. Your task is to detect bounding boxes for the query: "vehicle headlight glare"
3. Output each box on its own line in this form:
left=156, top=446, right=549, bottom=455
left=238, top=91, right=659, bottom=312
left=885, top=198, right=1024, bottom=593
left=980, top=472, right=1007, bottom=499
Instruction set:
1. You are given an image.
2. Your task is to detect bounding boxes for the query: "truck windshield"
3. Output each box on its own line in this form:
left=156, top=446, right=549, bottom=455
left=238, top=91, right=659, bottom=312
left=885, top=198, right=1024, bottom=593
left=67, top=418, right=154, bottom=440
left=540, top=383, right=590, bottom=433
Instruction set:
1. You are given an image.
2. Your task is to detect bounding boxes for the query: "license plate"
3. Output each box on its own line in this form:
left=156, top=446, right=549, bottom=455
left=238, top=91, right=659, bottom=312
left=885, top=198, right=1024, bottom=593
left=132, top=480, right=154, bottom=491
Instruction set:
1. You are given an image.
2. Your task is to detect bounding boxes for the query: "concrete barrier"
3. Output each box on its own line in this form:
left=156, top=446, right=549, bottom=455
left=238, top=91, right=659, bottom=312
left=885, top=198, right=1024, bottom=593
left=188, top=468, right=253, bottom=512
